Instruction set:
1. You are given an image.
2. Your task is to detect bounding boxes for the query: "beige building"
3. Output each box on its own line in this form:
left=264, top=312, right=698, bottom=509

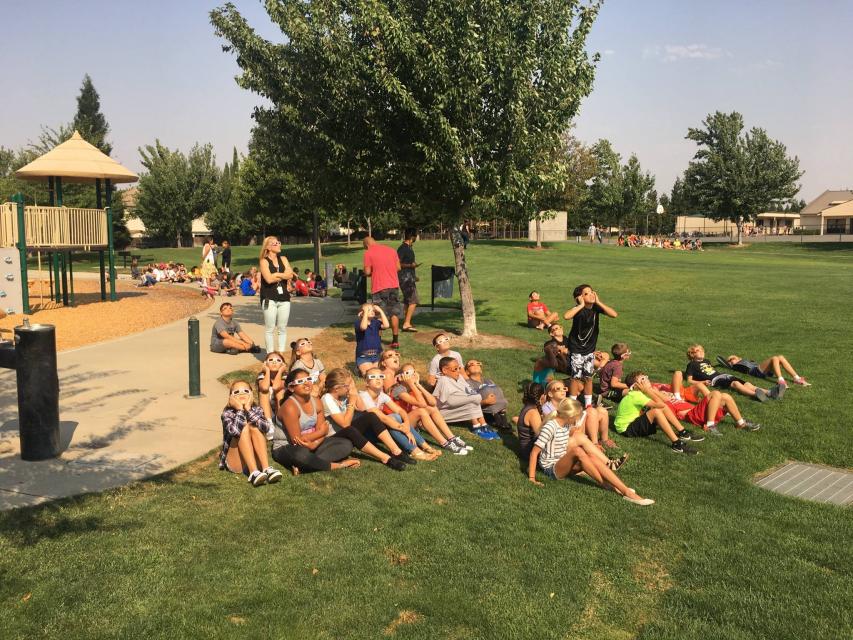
left=798, top=190, right=853, bottom=234
left=528, top=210, right=567, bottom=242
left=120, top=186, right=211, bottom=245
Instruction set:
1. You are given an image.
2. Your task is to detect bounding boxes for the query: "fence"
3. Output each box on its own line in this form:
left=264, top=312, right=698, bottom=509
left=0, top=202, right=109, bottom=249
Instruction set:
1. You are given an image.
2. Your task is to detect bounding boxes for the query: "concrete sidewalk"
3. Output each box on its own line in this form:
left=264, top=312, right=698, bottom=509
left=0, top=294, right=354, bottom=510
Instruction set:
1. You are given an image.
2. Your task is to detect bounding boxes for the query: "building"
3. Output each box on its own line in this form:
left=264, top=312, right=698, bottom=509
left=798, top=190, right=853, bottom=234
left=755, top=212, right=800, bottom=234
left=120, top=186, right=211, bottom=246
left=527, top=211, right=567, bottom=242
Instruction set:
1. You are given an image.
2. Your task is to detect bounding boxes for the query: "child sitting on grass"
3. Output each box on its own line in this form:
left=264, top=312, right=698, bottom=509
left=390, top=362, right=470, bottom=455
left=528, top=398, right=653, bottom=506
left=613, top=372, right=702, bottom=454
left=433, top=356, right=498, bottom=440
left=427, top=332, right=465, bottom=387
left=527, top=290, right=559, bottom=329
left=541, top=380, right=617, bottom=452
left=516, top=382, right=545, bottom=462
left=357, top=367, right=438, bottom=461
left=289, top=337, right=326, bottom=393
left=598, top=342, right=631, bottom=403
left=465, top=359, right=510, bottom=430
left=720, top=353, right=811, bottom=387
left=219, top=380, right=282, bottom=486
left=686, top=344, right=783, bottom=402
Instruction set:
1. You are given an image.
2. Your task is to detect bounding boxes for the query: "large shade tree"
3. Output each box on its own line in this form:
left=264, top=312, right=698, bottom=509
left=135, top=141, right=220, bottom=246
left=682, top=111, right=802, bottom=244
left=211, top=0, right=601, bottom=336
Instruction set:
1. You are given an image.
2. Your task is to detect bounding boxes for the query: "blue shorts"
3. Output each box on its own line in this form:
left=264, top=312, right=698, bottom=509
left=542, top=465, right=558, bottom=480
left=356, top=353, right=379, bottom=369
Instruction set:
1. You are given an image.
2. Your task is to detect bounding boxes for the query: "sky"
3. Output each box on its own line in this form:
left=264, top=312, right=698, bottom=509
left=1, top=0, right=851, bottom=203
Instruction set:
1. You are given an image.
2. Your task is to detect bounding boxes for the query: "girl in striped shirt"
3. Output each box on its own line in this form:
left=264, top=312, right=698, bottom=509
left=529, top=398, right=654, bottom=506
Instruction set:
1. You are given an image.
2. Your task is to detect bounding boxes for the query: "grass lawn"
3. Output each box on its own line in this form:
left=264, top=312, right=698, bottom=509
left=2, top=240, right=852, bottom=639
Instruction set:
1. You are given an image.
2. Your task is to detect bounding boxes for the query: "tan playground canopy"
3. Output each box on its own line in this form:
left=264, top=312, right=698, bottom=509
left=15, top=131, right=138, bottom=184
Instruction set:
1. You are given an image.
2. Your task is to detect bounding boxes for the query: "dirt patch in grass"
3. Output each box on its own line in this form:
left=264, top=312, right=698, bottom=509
left=409, top=330, right=529, bottom=351
left=384, top=548, right=410, bottom=566
left=383, top=610, right=424, bottom=636
left=0, top=279, right=212, bottom=352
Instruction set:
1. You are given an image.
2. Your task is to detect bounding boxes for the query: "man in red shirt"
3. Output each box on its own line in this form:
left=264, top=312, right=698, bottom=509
left=363, top=236, right=403, bottom=348
left=526, top=291, right=558, bottom=329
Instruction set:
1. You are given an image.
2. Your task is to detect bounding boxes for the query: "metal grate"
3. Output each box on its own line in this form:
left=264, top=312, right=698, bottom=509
left=755, top=462, right=853, bottom=506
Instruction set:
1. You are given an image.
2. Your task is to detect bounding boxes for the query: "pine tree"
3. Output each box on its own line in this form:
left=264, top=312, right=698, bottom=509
left=73, top=74, right=112, bottom=155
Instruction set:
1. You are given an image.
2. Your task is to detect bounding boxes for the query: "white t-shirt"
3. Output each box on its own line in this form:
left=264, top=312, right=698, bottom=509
left=321, top=392, right=347, bottom=434
left=428, top=350, right=464, bottom=378
left=358, top=389, right=392, bottom=411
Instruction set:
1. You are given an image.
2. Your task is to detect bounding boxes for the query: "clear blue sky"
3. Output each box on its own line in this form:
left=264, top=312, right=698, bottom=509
left=2, top=0, right=851, bottom=202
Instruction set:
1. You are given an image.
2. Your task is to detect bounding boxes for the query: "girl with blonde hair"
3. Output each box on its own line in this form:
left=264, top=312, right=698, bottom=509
left=529, top=398, right=653, bottom=506
left=259, top=236, right=294, bottom=354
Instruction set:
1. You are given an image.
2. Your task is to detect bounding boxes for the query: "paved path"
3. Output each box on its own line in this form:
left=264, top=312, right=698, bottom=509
left=0, top=294, right=353, bottom=510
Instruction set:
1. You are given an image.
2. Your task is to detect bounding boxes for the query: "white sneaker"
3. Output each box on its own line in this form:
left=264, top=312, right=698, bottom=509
left=264, top=467, right=282, bottom=483
left=248, top=470, right=268, bottom=486
left=454, top=436, right=473, bottom=451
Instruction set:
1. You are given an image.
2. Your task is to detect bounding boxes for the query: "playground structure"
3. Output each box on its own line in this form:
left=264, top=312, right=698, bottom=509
left=0, top=131, right=138, bottom=314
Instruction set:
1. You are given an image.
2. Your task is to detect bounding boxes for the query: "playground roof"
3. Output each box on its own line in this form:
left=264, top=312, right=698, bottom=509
left=14, top=131, right=138, bottom=184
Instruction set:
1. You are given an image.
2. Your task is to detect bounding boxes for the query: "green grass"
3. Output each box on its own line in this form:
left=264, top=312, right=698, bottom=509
left=3, top=240, right=852, bottom=639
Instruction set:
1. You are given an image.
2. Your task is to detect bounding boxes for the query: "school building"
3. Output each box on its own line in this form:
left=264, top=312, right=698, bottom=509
left=798, top=190, right=853, bottom=234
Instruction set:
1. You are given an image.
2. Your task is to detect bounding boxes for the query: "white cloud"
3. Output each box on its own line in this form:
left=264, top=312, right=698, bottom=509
left=603, top=49, right=615, bottom=56
left=644, top=44, right=731, bottom=62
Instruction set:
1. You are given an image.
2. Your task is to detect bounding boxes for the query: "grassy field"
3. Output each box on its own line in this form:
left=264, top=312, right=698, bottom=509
left=2, top=239, right=852, bottom=639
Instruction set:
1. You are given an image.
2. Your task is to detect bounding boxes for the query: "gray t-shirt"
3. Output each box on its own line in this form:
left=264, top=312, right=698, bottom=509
left=211, top=317, right=241, bottom=348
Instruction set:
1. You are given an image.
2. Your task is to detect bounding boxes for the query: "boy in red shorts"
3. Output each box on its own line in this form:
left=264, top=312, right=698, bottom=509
left=651, top=379, right=760, bottom=435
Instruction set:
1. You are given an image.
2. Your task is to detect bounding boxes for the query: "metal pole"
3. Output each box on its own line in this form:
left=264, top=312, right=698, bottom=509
left=60, top=251, right=69, bottom=306
left=312, top=210, right=320, bottom=275
left=14, top=194, right=30, bottom=313
left=67, top=251, right=74, bottom=306
left=98, top=250, right=106, bottom=300
left=105, top=179, right=117, bottom=302
left=186, top=317, right=202, bottom=397
left=15, top=323, right=61, bottom=460
left=53, top=252, right=61, bottom=303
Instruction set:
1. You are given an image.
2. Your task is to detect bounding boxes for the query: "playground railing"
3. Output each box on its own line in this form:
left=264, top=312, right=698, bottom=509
left=0, top=203, right=108, bottom=249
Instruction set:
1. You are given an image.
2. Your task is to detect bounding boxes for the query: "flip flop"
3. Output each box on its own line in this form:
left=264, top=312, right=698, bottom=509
left=402, top=327, right=418, bottom=332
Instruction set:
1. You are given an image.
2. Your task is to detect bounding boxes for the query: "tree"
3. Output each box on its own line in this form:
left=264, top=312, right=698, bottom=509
left=211, top=0, right=601, bottom=336
left=621, top=154, right=655, bottom=232
left=682, top=111, right=803, bottom=244
left=206, top=147, right=248, bottom=241
left=72, top=75, right=112, bottom=155
left=135, top=141, right=220, bottom=246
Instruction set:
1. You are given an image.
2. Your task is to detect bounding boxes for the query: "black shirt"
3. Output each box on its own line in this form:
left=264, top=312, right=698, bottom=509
left=259, top=256, right=290, bottom=302
left=221, top=247, right=232, bottom=269
left=397, top=243, right=416, bottom=283
left=685, top=359, right=718, bottom=382
left=568, top=306, right=601, bottom=355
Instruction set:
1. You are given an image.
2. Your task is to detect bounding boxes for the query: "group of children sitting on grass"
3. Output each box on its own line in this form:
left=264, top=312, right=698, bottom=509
left=204, top=266, right=327, bottom=300
left=618, top=234, right=703, bottom=250
left=217, top=284, right=810, bottom=508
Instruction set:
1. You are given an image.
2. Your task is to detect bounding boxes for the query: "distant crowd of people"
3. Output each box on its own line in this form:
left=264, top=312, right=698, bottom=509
left=618, top=233, right=704, bottom=250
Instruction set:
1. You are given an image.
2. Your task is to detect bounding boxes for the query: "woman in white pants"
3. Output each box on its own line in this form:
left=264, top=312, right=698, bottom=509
left=259, top=236, right=293, bottom=355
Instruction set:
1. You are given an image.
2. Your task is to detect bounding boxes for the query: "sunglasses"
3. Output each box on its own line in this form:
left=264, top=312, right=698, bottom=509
left=444, top=366, right=460, bottom=372
left=231, top=388, right=252, bottom=395
left=266, top=357, right=283, bottom=364
left=297, top=340, right=312, bottom=348
left=333, top=383, right=350, bottom=389
left=550, top=387, right=566, bottom=393
left=466, top=361, right=481, bottom=367
left=435, top=337, right=450, bottom=345
left=367, top=374, right=386, bottom=380
left=289, top=377, right=312, bottom=387
left=399, top=371, right=414, bottom=378
left=269, top=241, right=281, bottom=246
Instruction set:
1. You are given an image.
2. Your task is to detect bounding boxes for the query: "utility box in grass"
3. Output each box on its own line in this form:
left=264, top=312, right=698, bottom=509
left=0, top=248, right=22, bottom=316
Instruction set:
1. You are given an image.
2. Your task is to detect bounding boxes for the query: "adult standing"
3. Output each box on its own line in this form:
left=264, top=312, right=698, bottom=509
left=220, top=240, right=232, bottom=273
left=397, top=229, right=420, bottom=332
left=259, top=236, right=294, bottom=355
left=363, top=236, right=402, bottom=349
left=587, top=223, right=596, bottom=244
left=201, top=236, right=217, bottom=279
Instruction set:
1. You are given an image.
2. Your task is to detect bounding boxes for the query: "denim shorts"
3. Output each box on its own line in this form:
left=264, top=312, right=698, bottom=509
left=542, top=465, right=558, bottom=480
left=356, top=353, right=379, bottom=368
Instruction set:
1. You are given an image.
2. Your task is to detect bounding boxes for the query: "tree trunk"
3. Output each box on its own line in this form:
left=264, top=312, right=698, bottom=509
left=176, top=231, right=182, bottom=248
left=535, top=216, right=542, bottom=248
left=346, top=217, right=352, bottom=247
left=736, top=221, right=743, bottom=245
left=449, top=230, right=477, bottom=337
